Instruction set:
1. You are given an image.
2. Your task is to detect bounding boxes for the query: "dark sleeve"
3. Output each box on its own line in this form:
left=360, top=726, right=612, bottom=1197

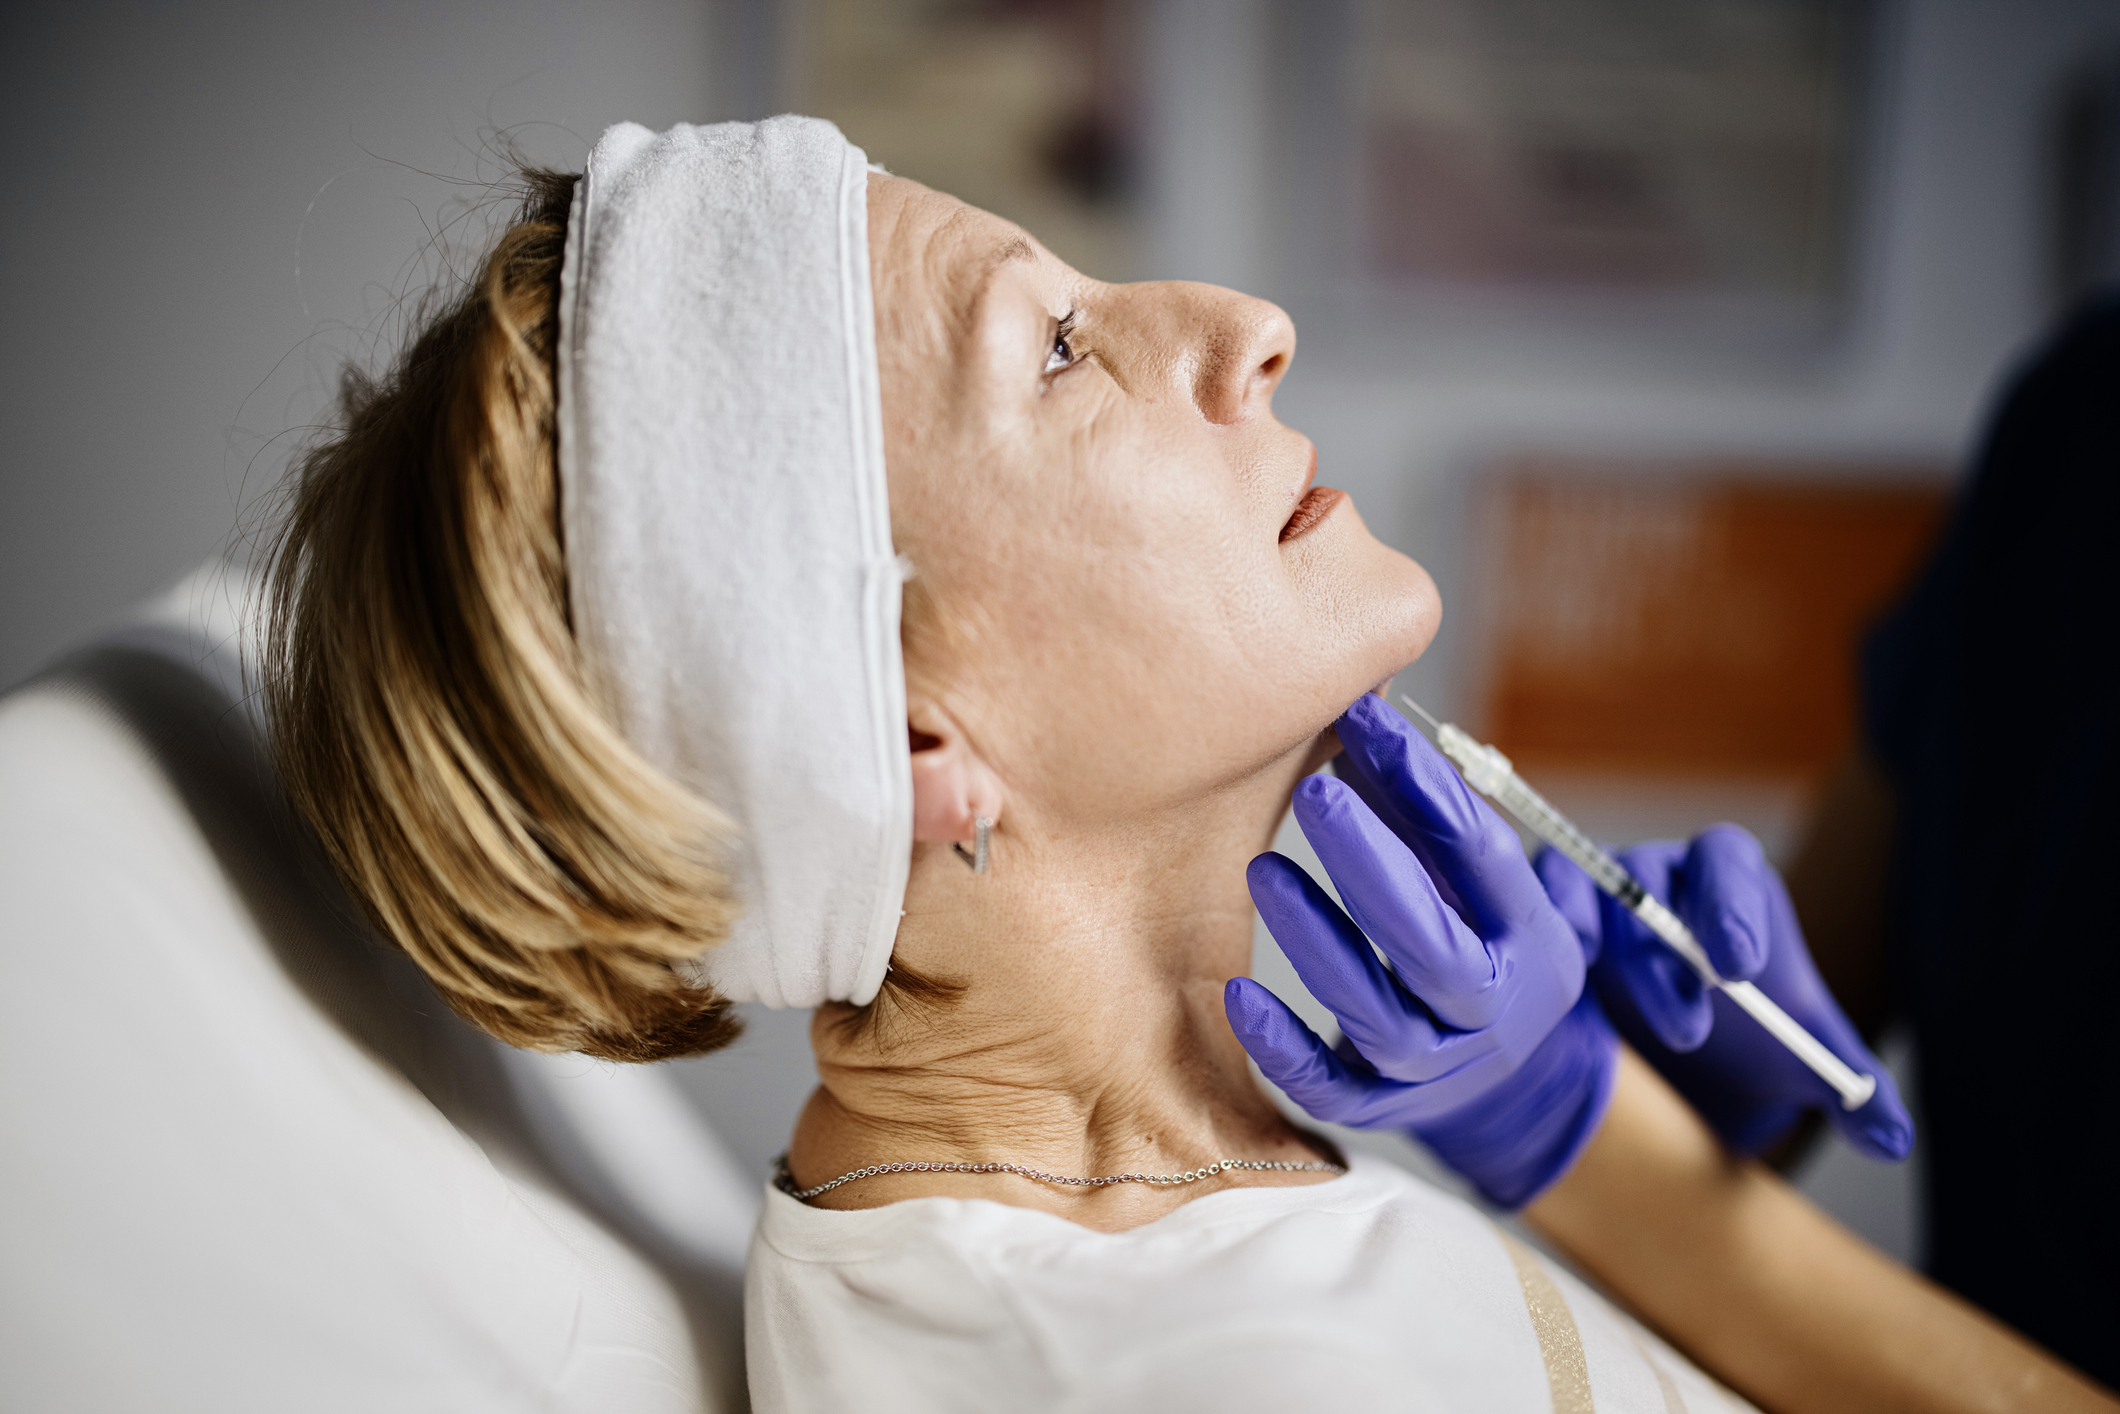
left=1856, top=290, right=2120, bottom=1384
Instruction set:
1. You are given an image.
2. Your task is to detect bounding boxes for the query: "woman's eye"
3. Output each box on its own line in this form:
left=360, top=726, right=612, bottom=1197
left=1043, top=313, right=1080, bottom=376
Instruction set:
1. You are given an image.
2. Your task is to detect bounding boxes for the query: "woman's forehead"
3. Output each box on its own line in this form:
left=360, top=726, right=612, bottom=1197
left=870, top=174, right=1051, bottom=327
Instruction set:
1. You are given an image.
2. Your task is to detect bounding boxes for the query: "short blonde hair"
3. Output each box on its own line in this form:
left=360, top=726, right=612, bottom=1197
left=261, top=172, right=744, bottom=1062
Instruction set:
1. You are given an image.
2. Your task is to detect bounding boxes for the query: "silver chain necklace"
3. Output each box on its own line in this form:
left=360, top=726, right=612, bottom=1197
left=776, top=1153, right=1345, bottom=1203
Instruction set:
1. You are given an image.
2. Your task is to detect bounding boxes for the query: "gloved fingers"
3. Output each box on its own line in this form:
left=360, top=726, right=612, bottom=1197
left=1331, top=1031, right=1372, bottom=1070
left=1333, top=693, right=1549, bottom=936
left=1290, top=774, right=1503, bottom=1033
left=1831, top=1062, right=1916, bottom=1162
left=1332, top=753, right=1472, bottom=921
left=1672, top=825, right=1770, bottom=983
left=1248, top=851, right=1458, bottom=1076
left=1616, top=837, right=1686, bottom=889
left=1532, top=847, right=1603, bottom=964
left=1757, top=869, right=1911, bottom=1159
left=1603, top=841, right=1713, bottom=1052
left=1694, top=980, right=1916, bottom=1162
left=1332, top=1000, right=1516, bottom=1087
left=1751, top=888, right=1917, bottom=1160
left=1223, top=977, right=1368, bottom=1124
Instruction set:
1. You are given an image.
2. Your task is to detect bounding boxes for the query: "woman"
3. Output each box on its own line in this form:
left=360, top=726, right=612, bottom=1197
left=265, top=118, right=2110, bottom=1412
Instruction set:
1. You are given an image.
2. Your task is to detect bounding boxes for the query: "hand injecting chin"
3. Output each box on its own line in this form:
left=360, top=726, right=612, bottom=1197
left=1227, top=694, right=1618, bottom=1209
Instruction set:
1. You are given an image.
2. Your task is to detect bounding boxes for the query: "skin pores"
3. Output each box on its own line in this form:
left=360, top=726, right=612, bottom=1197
left=870, top=173, right=1440, bottom=841
left=787, top=177, right=1440, bottom=1226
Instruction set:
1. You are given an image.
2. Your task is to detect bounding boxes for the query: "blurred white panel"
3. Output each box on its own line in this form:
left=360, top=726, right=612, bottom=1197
left=0, top=0, right=725, bottom=687
left=502, top=1049, right=761, bottom=1274
left=0, top=660, right=726, bottom=1412
left=664, top=1002, right=824, bottom=1183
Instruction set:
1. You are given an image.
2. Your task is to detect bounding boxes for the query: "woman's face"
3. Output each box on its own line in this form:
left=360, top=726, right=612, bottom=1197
left=871, top=175, right=1439, bottom=829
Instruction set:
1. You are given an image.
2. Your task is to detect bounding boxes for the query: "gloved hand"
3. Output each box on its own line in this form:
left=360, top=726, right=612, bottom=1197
left=1226, top=693, right=1616, bottom=1209
left=1536, top=828, right=1913, bottom=1161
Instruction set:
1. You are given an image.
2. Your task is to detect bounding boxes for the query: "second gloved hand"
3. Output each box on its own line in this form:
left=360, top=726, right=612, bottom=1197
left=1537, top=829, right=1913, bottom=1161
left=1226, top=693, right=1616, bottom=1209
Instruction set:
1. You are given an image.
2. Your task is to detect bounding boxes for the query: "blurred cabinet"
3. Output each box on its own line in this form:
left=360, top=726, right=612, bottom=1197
left=1473, top=461, right=1948, bottom=786
left=782, top=0, right=1147, bottom=280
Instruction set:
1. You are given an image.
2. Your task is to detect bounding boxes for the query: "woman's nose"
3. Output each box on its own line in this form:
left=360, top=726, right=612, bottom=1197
left=1191, top=289, right=1295, bottom=426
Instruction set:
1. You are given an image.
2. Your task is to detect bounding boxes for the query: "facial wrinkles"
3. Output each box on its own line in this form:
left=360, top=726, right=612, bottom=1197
left=964, top=302, right=1040, bottom=452
left=879, top=176, right=1427, bottom=815
left=877, top=198, right=997, bottom=428
left=950, top=260, right=1124, bottom=544
left=970, top=236, right=1038, bottom=314
left=894, top=227, right=1085, bottom=722
left=1081, top=293, right=1289, bottom=605
left=951, top=303, right=1189, bottom=779
left=1029, top=291, right=1278, bottom=635
left=1049, top=420, right=1281, bottom=780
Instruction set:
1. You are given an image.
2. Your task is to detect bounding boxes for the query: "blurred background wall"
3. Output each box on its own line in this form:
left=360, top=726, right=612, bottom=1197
left=8, top=0, right=2117, bottom=776
left=5, top=0, right=2117, bottom=1264
left=0, top=0, right=736, bottom=687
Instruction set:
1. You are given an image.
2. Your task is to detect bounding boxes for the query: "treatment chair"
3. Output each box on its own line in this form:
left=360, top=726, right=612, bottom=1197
left=0, top=566, right=757, bottom=1413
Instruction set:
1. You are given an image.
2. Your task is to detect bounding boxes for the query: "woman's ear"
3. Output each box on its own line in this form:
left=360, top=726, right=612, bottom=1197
left=907, top=700, right=1005, bottom=843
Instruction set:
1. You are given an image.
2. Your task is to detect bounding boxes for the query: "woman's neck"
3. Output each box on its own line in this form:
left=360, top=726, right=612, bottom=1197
left=787, top=754, right=1341, bottom=1231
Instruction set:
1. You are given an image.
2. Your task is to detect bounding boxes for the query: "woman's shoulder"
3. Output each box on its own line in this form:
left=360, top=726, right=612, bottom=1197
left=744, top=1150, right=1754, bottom=1414
left=746, top=1152, right=1524, bottom=1411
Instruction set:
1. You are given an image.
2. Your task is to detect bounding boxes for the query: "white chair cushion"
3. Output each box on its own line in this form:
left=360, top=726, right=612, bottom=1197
left=0, top=567, right=754, bottom=1412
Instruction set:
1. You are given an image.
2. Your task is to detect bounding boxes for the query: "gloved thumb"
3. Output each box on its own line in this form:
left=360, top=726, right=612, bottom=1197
left=1831, top=1065, right=1916, bottom=1162
left=1672, top=825, right=1770, bottom=983
left=1606, top=842, right=1713, bottom=1053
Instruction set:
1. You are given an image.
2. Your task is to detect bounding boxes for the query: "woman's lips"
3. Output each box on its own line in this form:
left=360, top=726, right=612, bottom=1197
left=1280, top=485, right=1347, bottom=543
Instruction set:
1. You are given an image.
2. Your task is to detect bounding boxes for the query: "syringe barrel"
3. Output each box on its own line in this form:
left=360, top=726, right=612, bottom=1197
left=1493, top=779, right=1721, bottom=980
left=1424, top=711, right=1878, bottom=1111
left=1627, top=894, right=1720, bottom=982
left=1487, top=777, right=1636, bottom=901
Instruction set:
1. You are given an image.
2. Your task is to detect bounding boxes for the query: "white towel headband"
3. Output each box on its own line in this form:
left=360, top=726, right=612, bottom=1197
left=556, top=117, right=911, bottom=1009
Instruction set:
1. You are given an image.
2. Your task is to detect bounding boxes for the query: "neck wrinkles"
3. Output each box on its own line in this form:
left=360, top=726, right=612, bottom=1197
left=787, top=751, right=1344, bottom=1228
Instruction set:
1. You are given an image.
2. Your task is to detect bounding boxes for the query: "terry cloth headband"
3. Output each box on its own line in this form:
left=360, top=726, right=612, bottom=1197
left=557, top=117, right=910, bottom=1009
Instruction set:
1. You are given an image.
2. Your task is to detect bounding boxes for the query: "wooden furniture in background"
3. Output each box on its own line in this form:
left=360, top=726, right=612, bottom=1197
left=1476, top=461, right=1951, bottom=786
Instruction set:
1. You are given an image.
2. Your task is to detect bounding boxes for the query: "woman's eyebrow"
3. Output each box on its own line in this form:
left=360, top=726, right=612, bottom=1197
left=961, top=236, right=1038, bottom=317
left=977, top=237, right=1038, bottom=287
left=953, top=235, right=1043, bottom=352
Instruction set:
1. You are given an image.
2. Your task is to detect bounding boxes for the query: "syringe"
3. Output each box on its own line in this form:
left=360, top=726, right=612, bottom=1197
left=1398, top=697, right=1876, bottom=1111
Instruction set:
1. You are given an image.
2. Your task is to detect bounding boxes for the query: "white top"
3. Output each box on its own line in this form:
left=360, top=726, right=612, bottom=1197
left=745, top=1151, right=1755, bottom=1413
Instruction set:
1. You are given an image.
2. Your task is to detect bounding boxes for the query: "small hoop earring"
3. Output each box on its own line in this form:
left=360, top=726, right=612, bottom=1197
left=951, top=816, right=992, bottom=875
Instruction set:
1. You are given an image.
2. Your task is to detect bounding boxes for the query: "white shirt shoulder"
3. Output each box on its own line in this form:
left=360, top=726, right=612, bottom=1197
left=745, top=1152, right=1754, bottom=1414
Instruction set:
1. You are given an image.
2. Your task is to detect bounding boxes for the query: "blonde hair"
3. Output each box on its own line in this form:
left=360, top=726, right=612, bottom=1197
left=261, top=172, right=744, bottom=1062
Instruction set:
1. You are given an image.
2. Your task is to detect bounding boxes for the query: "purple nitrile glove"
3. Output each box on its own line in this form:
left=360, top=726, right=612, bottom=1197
left=1536, top=827, right=1914, bottom=1162
left=1226, top=693, right=1617, bottom=1209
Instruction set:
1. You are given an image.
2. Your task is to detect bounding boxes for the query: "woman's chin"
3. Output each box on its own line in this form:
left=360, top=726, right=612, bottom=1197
left=1343, top=545, right=1442, bottom=690
left=1293, top=500, right=1441, bottom=671
left=1261, top=536, right=1439, bottom=766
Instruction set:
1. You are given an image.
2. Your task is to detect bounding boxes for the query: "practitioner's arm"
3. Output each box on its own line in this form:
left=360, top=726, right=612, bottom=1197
left=1525, top=1048, right=2117, bottom=1414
